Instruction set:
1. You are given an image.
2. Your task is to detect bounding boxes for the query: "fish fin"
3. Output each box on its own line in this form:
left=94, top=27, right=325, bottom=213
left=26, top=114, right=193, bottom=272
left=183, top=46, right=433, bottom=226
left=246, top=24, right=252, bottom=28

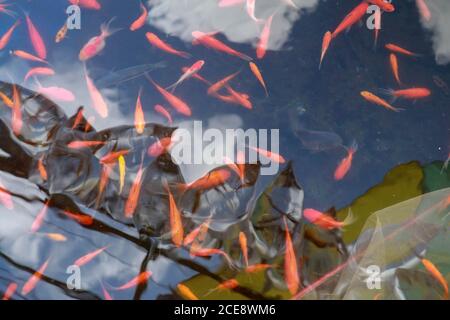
left=101, top=17, right=121, bottom=37
left=341, top=208, right=357, bottom=230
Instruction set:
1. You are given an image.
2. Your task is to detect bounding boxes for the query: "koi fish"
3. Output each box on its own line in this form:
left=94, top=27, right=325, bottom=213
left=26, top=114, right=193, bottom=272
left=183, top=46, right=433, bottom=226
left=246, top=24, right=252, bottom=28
left=149, top=78, right=192, bottom=116
left=24, top=67, right=55, bottom=81
left=389, top=53, right=401, bottom=85
left=192, top=31, right=252, bottom=61
left=178, top=168, right=231, bottom=191
left=11, top=50, right=48, bottom=64
left=134, top=90, right=145, bottom=134
left=239, top=231, right=249, bottom=267
left=2, top=282, right=17, bottom=300
left=69, top=0, right=101, bottom=10
left=74, top=246, right=108, bottom=267
left=0, top=180, right=14, bottom=210
left=167, top=60, right=205, bottom=92
left=100, top=150, right=129, bottom=164
left=115, top=271, right=152, bottom=290
left=21, top=258, right=50, bottom=296
left=145, top=32, right=190, bottom=58
left=130, top=2, right=148, bottom=31
left=249, top=62, right=268, bottom=96
left=334, top=141, right=358, bottom=180
left=84, top=66, right=108, bottom=118
left=0, top=90, right=13, bottom=108
left=190, top=247, right=234, bottom=268
left=154, top=104, right=173, bottom=124
left=61, top=210, right=94, bottom=225
left=249, top=146, right=285, bottom=163
left=360, top=91, right=402, bottom=112
left=37, top=85, right=75, bottom=102
left=25, top=14, right=46, bottom=59
left=303, top=208, right=354, bottom=230
left=176, top=283, right=199, bottom=300
left=0, top=20, right=19, bottom=50
left=118, top=155, right=126, bottom=194
left=207, top=71, right=240, bottom=96
left=256, top=14, right=274, bottom=59
left=383, top=87, right=431, bottom=100
left=30, top=200, right=49, bottom=233
left=124, top=163, right=144, bottom=218
left=55, top=21, right=68, bottom=43
left=366, top=0, right=395, bottom=12
left=166, top=185, right=184, bottom=247
left=11, top=84, right=22, bottom=136
left=319, top=31, right=332, bottom=70
left=416, top=0, right=431, bottom=22
left=283, top=216, right=299, bottom=295
left=385, top=43, right=419, bottom=57
left=206, top=279, right=239, bottom=295
left=67, top=140, right=105, bottom=149
left=79, top=18, right=118, bottom=61
left=332, top=1, right=369, bottom=38
left=421, top=259, right=448, bottom=299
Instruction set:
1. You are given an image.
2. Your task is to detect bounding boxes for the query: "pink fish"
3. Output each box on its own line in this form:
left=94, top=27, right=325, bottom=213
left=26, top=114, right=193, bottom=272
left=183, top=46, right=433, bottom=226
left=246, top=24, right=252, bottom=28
left=84, top=67, right=108, bottom=118
left=0, top=20, right=20, bottom=50
left=149, top=78, right=192, bottom=116
left=115, top=271, right=152, bottom=290
left=74, top=246, right=108, bottom=267
left=37, top=85, right=75, bottom=102
left=25, top=14, right=46, bottom=59
left=69, top=0, right=101, bottom=10
left=246, top=0, right=259, bottom=22
left=256, top=14, right=274, bottom=59
left=218, top=0, right=245, bottom=7
left=2, top=282, right=17, bottom=300
left=79, top=18, right=118, bottom=61
left=24, top=67, right=55, bottom=81
left=30, top=200, right=49, bottom=233
left=166, top=60, right=205, bottom=92
left=154, top=104, right=173, bottom=124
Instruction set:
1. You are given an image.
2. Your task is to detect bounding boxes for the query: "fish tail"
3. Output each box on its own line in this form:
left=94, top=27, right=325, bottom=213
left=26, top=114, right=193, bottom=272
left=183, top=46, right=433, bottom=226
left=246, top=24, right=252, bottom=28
left=101, top=17, right=120, bottom=37
left=345, top=140, right=358, bottom=154
left=177, top=51, right=192, bottom=59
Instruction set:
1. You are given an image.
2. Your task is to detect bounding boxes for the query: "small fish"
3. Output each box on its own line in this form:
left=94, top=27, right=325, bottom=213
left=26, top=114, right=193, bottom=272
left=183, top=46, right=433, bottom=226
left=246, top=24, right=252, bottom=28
left=124, top=163, right=144, bottom=218
left=37, top=155, right=48, bottom=181
left=283, top=216, right=299, bottom=295
left=30, top=200, right=49, bottom=233
left=0, top=90, right=13, bottom=108
left=383, top=87, right=431, bottom=100
left=67, top=140, right=105, bottom=149
left=416, top=0, right=431, bottom=22
left=115, top=271, right=152, bottom=290
left=154, top=104, right=173, bottom=124
left=55, top=21, right=68, bottom=43
left=192, top=31, right=252, bottom=61
left=303, top=208, right=354, bottom=230
left=421, top=258, right=448, bottom=299
left=256, top=14, right=274, bottom=59
left=61, top=210, right=94, bottom=225
left=96, top=163, right=114, bottom=207
left=0, top=180, right=13, bottom=209
left=167, top=60, right=205, bottom=92
left=44, top=233, right=67, bottom=242
left=166, top=185, right=184, bottom=247
left=2, top=282, right=17, bottom=300
left=69, top=0, right=101, bottom=10
left=366, top=0, right=395, bottom=12
left=385, top=43, right=419, bottom=57
left=84, top=66, right=108, bottom=118
left=130, top=2, right=148, bottom=31
left=0, top=20, right=19, bottom=50
left=74, top=246, right=108, bottom=267
left=11, top=84, right=22, bottom=136
left=332, top=2, right=369, bottom=38
left=373, top=8, right=381, bottom=48
left=319, top=31, right=332, bottom=70
left=79, top=18, right=118, bottom=61
left=183, top=219, right=210, bottom=247
left=249, top=62, right=268, bottom=96
left=249, top=146, right=285, bottom=163
left=218, top=0, right=245, bottom=7
left=207, top=71, right=241, bottom=96
left=149, top=78, right=192, bottom=116
left=100, top=150, right=129, bottom=165
left=206, top=279, right=239, bottom=295
left=134, top=90, right=145, bottom=134
left=360, top=91, right=401, bottom=112
left=11, top=50, right=48, bottom=64
left=178, top=168, right=231, bottom=191
left=24, top=67, right=55, bottom=81
left=389, top=53, right=401, bottom=85
left=25, top=14, right=47, bottom=59
left=176, top=283, right=199, bottom=300
left=239, top=231, right=249, bottom=267
left=334, top=141, right=358, bottom=180
left=145, top=32, right=190, bottom=58
left=118, top=155, right=126, bottom=194
left=190, top=247, right=234, bottom=268
left=21, top=258, right=50, bottom=296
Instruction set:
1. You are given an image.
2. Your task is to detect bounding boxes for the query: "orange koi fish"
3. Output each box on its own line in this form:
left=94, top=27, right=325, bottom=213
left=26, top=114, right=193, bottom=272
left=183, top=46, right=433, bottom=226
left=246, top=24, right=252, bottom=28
left=30, top=200, right=49, bottom=233
left=146, top=32, right=190, bottom=58
left=21, top=258, right=50, bottom=295
left=74, top=246, right=108, bottom=267
left=10, top=50, right=48, bottom=64
left=303, top=208, right=353, bottom=230
left=130, top=2, right=148, bottom=31
left=385, top=43, right=419, bottom=57
left=167, top=60, right=205, bottom=92
left=67, top=140, right=105, bottom=149
left=182, top=67, right=211, bottom=85
left=332, top=1, right=369, bottom=39
left=421, top=259, right=448, bottom=299
left=0, top=20, right=19, bottom=50
left=61, top=210, right=94, bottom=226
left=38, top=155, right=48, bottom=181
left=222, top=85, right=253, bottom=109
left=2, top=282, right=17, bottom=300
left=206, top=279, right=239, bottom=295
left=207, top=71, right=241, bottom=96
left=166, top=185, right=184, bottom=247
left=84, top=66, right=108, bottom=118
left=384, top=87, right=431, bottom=100
left=79, top=18, right=118, bottom=61
left=154, top=104, right=173, bottom=124
left=416, top=0, right=431, bottom=22
left=366, top=0, right=395, bottom=12
left=319, top=31, right=332, bottom=70
left=0, top=180, right=14, bottom=209
left=25, top=14, right=46, bottom=59
left=179, top=168, right=231, bottom=192
left=249, top=62, right=268, bottom=96
left=115, top=271, right=152, bottom=290
left=190, top=247, right=234, bottom=267
left=176, top=283, right=199, bottom=300
left=360, top=91, right=401, bottom=112
left=283, top=216, right=299, bottom=295
left=0, top=90, right=13, bottom=108
left=55, top=21, right=68, bottom=43
left=249, top=146, right=285, bottom=163
left=389, top=53, right=401, bottom=85
left=192, top=31, right=252, bottom=61
left=239, top=231, right=249, bottom=267
left=149, top=78, right=192, bottom=116
left=24, top=67, right=55, bottom=81
left=124, top=163, right=144, bottom=218
left=100, top=150, right=129, bottom=164
left=256, top=14, right=274, bottom=59
left=11, top=84, right=22, bottom=136
left=334, top=141, right=358, bottom=180
left=134, top=90, right=145, bottom=134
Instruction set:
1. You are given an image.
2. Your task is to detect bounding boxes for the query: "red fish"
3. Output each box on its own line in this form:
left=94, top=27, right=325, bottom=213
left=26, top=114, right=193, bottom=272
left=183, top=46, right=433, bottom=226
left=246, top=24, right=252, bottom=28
left=37, top=155, right=47, bottom=181
left=67, top=140, right=105, bottom=149
left=249, top=62, right=268, bottom=96
left=61, top=210, right=94, bottom=226
left=190, top=247, right=234, bottom=267
left=178, top=168, right=231, bottom=191
left=250, top=146, right=285, bottom=163
left=24, top=67, right=55, bottom=81
left=30, top=200, right=49, bottom=233
left=319, top=31, right=332, bottom=69
left=2, top=282, right=17, bottom=300
left=421, top=258, right=448, bottom=299
left=389, top=53, right=401, bottom=85
left=11, top=50, right=48, bottom=64
left=366, top=0, right=395, bottom=12
left=207, top=279, right=239, bottom=295
left=148, top=137, right=173, bottom=157
left=385, top=43, right=419, bottom=57
left=256, top=14, right=274, bottom=59
left=115, top=271, right=152, bottom=290
left=69, top=0, right=101, bottom=10
left=154, top=104, right=173, bottom=124
left=21, top=258, right=50, bottom=296
left=332, top=2, right=369, bottom=39
left=303, top=208, right=353, bottom=230
left=334, top=141, right=357, bottom=180
left=100, top=150, right=129, bottom=164
left=207, top=71, right=241, bottom=96
left=192, top=31, right=252, bottom=61
left=385, top=87, right=431, bottom=100
left=239, top=231, right=249, bottom=267
left=74, top=246, right=108, bottom=267
left=149, top=78, right=192, bottom=116
left=283, top=216, right=299, bottom=295
left=0, top=20, right=19, bottom=50
left=25, top=14, right=46, bottom=59
left=245, top=264, right=272, bottom=273
left=79, top=18, right=117, bottom=61
left=361, top=91, right=401, bottom=112
left=124, top=163, right=144, bottom=218
left=130, top=2, right=148, bottom=31
left=146, top=32, right=190, bottom=58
